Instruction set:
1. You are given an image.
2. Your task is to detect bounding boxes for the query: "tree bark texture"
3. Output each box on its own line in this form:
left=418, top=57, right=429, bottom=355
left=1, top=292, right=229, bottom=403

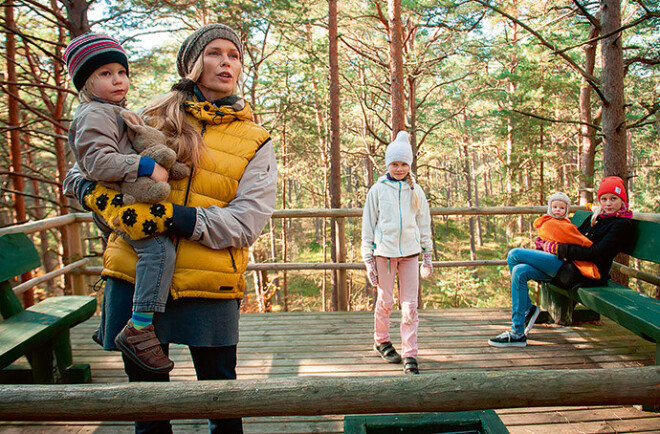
left=328, top=0, right=347, bottom=311
left=579, top=24, right=600, bottom=205
left=388, top=0, right=405, bottom=136
left=600, top=0, right=627, bottom=179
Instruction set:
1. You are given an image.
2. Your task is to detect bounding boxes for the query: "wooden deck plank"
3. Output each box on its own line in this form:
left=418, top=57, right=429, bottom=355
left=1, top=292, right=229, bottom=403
left=1, top=308, right=658, bottom=433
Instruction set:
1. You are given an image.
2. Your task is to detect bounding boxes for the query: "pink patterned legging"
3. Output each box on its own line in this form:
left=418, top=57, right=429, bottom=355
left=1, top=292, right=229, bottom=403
left=373, top=255, right=419, bottom=358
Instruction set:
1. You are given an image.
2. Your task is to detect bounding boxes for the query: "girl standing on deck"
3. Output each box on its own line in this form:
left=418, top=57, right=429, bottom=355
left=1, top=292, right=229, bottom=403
left=361, top=131, right=434, bottom=375
left=489, top=176, right=633, bottom=348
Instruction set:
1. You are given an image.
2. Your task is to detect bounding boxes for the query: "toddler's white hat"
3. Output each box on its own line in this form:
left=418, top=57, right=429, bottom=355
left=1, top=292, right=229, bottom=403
left=547, top=192, right=571, bottom=219
left=385, top=131, right=413, bottom=167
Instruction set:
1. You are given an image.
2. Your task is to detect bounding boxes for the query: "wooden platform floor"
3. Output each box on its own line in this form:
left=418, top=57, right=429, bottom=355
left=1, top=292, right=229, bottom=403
left=1, top=308, right=658, bottom=433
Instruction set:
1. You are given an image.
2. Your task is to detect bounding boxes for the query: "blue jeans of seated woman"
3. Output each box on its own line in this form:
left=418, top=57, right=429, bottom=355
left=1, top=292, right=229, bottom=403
left=508, top=248, right=564, bottom=335
left=125, top=345, right=242, bottom=434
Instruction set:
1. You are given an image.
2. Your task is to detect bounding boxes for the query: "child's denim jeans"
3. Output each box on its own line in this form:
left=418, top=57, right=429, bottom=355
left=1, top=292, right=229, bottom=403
left=78, top=178, right=175, bottom=314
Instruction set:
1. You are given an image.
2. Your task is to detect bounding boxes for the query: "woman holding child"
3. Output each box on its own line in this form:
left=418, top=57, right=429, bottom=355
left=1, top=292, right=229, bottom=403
left=489, top=176, right=633, bottom=348
left=64, top=23, right=277, bottom=433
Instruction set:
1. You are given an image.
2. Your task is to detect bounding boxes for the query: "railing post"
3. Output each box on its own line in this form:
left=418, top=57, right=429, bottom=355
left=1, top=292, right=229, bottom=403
left=67, top=221, right=86, bottom=295
left=335, top=217, right=348, bottom=311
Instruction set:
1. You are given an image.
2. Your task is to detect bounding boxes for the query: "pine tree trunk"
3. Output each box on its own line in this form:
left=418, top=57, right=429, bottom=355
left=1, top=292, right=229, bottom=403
left=388, top=0, right=405, bottom=136
left=600, top=0, right=627, bottom=179
left=579, top=24, right=599, bottom=204
left=328, top=0, right=347, bottom=311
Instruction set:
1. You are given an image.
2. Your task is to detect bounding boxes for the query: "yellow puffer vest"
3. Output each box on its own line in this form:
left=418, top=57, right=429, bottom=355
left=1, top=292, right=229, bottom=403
left=102, top=98, right=270, bottom=300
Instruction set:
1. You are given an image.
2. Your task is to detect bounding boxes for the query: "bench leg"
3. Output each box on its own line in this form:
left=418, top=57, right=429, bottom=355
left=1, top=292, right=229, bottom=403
left=29, top=342, right=58, bottom=384
left=53, top=330, right=73, bottom=378
left=539, top=283, right=575, bottom=325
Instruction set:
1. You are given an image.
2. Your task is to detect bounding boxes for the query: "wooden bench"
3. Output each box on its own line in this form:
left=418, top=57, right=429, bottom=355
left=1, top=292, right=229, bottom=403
left=0, top=232, right=96, bottom=383
left=539, top=210, right=660, bottom=365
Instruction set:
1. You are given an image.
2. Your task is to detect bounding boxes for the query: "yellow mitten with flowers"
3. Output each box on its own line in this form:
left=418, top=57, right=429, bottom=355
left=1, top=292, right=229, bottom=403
left=83, top=183, right=173, bottom=240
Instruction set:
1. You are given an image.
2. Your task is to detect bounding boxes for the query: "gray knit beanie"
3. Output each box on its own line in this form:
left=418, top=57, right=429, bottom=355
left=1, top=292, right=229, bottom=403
left=547, top=192, right=571, bottom=219
left=176, top=23, right=243, bottom=77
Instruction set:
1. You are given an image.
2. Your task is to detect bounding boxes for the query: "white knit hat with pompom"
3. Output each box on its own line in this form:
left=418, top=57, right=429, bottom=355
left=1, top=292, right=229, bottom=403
left=385, top=131, right=413, bottom=167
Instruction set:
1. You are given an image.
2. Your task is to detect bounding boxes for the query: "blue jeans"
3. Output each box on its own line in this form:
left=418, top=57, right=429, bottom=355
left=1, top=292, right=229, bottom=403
left=125, top=345, right=243, bottom=434
left=78, top=178, right=175, bottom=314
left=507, top=248, right=564, bottom=335
left=127, top=235, right=175, bottom=313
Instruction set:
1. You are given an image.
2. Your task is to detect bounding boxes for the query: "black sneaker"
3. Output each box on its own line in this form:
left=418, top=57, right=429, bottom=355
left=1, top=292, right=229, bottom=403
left=403, top=357, right=419, bottom=375
left=374, top=341, right=402, bottom=364
left=488, top=331, right=527, bottom=347
left=524, top=305, right=540, bottom=335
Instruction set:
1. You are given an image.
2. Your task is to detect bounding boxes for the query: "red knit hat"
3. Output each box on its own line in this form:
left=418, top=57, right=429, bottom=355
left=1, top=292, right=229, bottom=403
left=597, top=176, right=627, bottom=203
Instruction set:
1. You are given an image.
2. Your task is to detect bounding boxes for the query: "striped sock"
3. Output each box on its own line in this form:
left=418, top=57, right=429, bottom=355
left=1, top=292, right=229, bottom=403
left=132, top=311, right=154, bottom=329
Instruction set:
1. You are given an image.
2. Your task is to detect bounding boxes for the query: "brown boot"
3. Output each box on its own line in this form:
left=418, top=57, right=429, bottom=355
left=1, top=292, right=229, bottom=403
left=114, top=319, right=174, bottom=374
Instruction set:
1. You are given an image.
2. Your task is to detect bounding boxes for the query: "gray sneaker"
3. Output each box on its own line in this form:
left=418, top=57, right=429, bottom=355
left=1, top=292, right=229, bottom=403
left=524, top=305, right=540, bottom=335
left=488, top=330, right=527, bottom=347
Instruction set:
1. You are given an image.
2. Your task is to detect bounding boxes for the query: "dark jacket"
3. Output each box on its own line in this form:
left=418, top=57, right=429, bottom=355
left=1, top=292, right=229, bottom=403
left=552, top=216, right=633, bottom=289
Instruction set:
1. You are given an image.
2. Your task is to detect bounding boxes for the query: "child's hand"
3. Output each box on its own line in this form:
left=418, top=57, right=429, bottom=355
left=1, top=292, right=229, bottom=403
left=365, top=257, right=378, bottom=286
left=533, top=236, right=544, bottom=250
left=150, top=163, right=169, bottom=183
left=420, top=252, right=433, bottom=278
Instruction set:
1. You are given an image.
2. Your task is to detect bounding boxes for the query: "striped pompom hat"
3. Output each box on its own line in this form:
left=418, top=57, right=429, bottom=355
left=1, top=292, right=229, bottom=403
left=64, top=33, right=129, bottom=91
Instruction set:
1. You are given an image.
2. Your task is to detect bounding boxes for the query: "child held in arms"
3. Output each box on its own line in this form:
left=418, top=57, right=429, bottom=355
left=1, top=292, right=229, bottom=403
left=64, top=33, right=183, bottom=375
left=533, top=192, right=600, bottom=281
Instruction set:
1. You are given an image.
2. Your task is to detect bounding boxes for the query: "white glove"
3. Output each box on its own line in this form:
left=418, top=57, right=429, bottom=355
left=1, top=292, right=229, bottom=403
left=365, top=257, right=378, bottom=286
left=420, top=252, right=433, bottom=278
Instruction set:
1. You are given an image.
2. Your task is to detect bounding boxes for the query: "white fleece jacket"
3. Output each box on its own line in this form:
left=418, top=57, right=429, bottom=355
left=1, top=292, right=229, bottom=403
left=361, top=175, right=433, bottom=259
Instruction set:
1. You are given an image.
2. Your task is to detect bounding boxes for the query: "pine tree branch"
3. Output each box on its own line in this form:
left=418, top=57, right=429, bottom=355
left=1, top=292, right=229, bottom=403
left=512, top=109, right=601, bottom=129
left=471, top=0, right=605, bottom=103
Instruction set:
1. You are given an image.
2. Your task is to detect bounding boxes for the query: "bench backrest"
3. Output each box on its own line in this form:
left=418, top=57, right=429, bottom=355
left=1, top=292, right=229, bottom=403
left=571, top=210, right=660, bottom=264
left=0, top=233, right=41, bottom=282
left=0, top=233, right=41, bottom=319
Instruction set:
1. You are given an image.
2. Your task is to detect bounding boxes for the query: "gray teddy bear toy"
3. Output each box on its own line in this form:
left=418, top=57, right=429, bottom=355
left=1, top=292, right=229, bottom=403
left=118, top=110, right=190, bottom=205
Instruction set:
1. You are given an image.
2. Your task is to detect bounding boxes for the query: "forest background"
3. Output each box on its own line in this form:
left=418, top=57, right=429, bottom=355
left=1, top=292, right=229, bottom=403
left=1, top=0, right=659, bottom=313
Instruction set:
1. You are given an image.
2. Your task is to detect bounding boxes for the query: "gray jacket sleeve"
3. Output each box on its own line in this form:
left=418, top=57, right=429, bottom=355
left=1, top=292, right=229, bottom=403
left=71, top=106, right=140, bottom=183
left=63, top=162, right=84, bottom=198
left=191, top=140, right=278, bottom=250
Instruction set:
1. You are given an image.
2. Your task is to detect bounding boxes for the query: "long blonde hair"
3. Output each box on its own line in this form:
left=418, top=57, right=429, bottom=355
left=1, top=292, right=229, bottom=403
left=590, top=205, right=603, bottom=226
left=405, top=173, right=421, bottom=211
left=140, top=56, right=207, bottom=167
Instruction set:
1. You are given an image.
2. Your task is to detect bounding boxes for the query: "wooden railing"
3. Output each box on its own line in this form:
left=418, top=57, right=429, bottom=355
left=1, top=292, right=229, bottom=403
left=1, top=366, right=659, bottom=420
left=1, top=207, right=659, bottom=297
